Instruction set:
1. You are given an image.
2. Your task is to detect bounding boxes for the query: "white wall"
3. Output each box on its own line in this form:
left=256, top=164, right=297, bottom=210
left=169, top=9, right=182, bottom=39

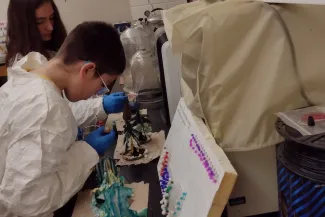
left=55, top=0, right=132, bottom=31
left=0, top=0, right=188, bottom=32
left=0, top=0, right=132, bottom=31
left=0, top=0, right=9, bottom=21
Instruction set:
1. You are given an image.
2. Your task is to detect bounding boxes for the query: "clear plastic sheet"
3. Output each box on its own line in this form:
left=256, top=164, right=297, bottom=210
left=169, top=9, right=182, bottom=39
left=277, top=106, right=325, bottom=136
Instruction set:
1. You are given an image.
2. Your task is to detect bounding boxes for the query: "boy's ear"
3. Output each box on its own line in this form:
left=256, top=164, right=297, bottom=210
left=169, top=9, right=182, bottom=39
left=80, top=62, right=96, bottom=78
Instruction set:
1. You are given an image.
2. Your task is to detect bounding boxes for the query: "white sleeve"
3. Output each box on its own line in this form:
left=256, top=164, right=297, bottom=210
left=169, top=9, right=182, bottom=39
left=67, top=97, right=107, bottom=128
left=0, top=130, right=99, bottom=217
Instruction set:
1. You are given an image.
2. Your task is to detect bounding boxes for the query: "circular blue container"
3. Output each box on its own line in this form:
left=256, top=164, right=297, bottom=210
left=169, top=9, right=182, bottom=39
left=277, top=143, right=325, bottom=217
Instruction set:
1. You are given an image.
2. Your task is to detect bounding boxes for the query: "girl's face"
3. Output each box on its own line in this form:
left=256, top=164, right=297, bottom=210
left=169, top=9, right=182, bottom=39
left=35, top=2, right=54, bottom=41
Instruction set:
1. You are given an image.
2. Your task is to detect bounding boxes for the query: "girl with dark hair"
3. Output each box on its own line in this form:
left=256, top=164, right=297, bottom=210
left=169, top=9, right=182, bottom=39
left=6, top=0, right=67, bottom=66
left=5, top=0, right=126, bottom=129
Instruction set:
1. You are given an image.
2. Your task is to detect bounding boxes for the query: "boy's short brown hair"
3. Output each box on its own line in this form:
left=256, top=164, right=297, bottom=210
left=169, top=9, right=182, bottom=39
left=57, top=21, right=126, bottom=75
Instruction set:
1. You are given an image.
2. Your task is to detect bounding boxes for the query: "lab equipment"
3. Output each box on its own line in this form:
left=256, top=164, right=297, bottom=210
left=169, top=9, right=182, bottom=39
left=276, top=118, right=325, bottom=217
left=120, top=22, right=155, bottom=93
left=163, top=1, right=325, bottom=151
left=161, top=0, right=325, bottom=215
left=144, top=8, right=164, bottom=32
left=130, top=49, right=163, bottom=108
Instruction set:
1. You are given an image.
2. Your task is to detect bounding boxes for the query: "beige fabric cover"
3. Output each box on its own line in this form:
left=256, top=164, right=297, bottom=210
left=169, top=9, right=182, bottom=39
left=163, top=1, right=325, bottom=151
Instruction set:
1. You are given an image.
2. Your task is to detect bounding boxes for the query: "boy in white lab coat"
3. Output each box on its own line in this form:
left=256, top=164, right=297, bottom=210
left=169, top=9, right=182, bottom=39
left=0, top=21, right=126, bottom=217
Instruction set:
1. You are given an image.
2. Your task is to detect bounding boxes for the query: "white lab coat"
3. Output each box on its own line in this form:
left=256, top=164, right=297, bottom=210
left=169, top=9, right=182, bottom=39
left=7, top=52, right=108, bottom=128
left=0, top=53, right=99, bottom=217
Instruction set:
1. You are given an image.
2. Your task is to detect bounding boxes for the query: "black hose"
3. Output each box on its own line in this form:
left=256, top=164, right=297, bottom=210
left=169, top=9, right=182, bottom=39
left=278, top=141, right=325, bottom=183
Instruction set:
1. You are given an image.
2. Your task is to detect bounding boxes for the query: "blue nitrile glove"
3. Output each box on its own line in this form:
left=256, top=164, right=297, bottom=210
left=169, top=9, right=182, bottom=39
left=85, top=126, right=117, bottom=155
left=77, top=128, right=83, bottom=141
left=129, top=101, right=139, bottom=113
left=103, top=92, right=127, bottom=114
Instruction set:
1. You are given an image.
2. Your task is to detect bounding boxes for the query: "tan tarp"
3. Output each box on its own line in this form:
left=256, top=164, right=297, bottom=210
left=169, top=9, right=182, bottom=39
left=163, top=1, right=325, bottom=151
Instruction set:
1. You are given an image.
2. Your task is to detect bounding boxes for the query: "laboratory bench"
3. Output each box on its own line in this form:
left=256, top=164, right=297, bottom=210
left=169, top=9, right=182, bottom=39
left=55, top=105, right=168, bottom=217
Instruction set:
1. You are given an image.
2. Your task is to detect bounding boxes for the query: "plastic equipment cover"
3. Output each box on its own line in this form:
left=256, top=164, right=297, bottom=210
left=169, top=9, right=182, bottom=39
left=163, top=1, right=325, bottom=151
left=121, top=23, right=155, bottom=93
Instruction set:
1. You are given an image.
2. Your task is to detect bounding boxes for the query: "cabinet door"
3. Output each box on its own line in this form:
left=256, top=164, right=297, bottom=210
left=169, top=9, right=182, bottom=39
left=0, top=65, right=7, bottom=77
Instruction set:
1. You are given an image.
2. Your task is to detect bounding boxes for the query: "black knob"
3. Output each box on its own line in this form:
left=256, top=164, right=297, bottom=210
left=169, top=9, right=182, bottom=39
left=308, top=116, right=316, bottom=126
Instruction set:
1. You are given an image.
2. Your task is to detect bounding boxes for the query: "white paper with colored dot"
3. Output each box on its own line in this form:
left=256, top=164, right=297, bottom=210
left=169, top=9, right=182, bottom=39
left=158, top=98, right=226, bottom=217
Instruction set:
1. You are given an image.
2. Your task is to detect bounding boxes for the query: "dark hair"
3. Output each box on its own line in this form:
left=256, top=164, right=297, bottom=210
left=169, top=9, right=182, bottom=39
left=5, top=0, right=67, bottom=66
left=57, top=21, right=126, bottom=75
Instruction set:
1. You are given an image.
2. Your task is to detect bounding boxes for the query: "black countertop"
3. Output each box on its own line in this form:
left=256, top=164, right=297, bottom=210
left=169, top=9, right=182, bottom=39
left=111, top=81, right=169, bottom=217
left=119, top=106, right=169, bottom=217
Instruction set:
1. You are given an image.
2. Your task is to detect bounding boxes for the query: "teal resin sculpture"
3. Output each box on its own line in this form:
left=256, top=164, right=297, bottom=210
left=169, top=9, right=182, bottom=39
left=92, top=157, right=148, bottom=217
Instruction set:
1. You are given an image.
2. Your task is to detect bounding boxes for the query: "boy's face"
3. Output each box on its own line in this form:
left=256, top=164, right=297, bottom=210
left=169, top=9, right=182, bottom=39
left=64, top=62, right=118, bottom=102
